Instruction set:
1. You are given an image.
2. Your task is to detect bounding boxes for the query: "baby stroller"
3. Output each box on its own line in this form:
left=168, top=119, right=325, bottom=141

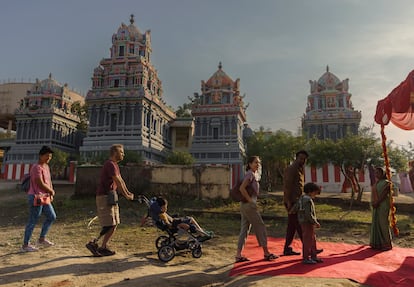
left=138, top=195, right=211, bottom=262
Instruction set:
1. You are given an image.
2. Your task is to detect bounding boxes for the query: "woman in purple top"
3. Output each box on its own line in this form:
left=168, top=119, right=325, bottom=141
left=234, top=155, right=278, bottom=262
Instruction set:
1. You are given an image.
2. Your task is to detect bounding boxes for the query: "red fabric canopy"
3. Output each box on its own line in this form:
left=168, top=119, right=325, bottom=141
left=375, top=70, right=414, bottom=130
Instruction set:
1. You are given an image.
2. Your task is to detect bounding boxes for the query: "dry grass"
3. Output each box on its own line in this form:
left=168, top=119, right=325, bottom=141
left=1, top=185, right=413, bottom=254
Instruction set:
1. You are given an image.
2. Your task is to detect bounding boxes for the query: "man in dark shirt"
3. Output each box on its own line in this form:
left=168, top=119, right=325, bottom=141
left=283, top=150, right=308, bottom=256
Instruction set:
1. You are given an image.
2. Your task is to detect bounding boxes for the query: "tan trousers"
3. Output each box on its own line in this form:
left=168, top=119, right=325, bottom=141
left=237, top=201, right=268, bottom=251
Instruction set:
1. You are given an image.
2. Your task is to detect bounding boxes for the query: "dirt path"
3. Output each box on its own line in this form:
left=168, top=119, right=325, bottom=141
left=0, top=240, right=366, bottom=287
left=0, top=182, right=385, bottom=287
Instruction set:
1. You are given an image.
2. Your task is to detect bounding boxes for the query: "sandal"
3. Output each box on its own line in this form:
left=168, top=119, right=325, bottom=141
left=264, top=253, right=278, bottom=261
left=235, top=256, right=250, bottom=263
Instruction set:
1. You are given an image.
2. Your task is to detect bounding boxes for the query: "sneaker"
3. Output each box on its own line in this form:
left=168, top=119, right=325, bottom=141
left=303, top=259, right=317, bottom=264
left=198, top=231, right=213, bottom=242
left=97, top=247, right=116, bottom=256
left=86, top=241, right=102, bottom=257
left=37, top=239, right=54, bottom=247
left=21, top=244, right=38, bottom=252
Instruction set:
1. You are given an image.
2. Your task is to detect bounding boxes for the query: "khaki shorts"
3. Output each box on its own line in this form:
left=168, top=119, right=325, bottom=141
left=96, top=195, right=120, bottom=226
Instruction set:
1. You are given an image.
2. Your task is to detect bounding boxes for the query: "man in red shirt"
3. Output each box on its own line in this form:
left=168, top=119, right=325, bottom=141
left=86, top=144, right=134, bottom=256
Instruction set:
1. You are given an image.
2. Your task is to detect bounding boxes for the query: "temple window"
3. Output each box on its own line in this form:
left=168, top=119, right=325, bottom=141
left=153, top=119, right=157, bottom=134
left=202, top=120, right=207, bottom=136
left=146, top=112, right=150, bottom=127
left=119, top=46, right=125, bottom=56
left=114, top=79, right=119, bottom=88
left=110, top=113, right=117, bottom=131
left=339, top=98, right=344, bottom=108
left=213, top=127, right=218, bottom=139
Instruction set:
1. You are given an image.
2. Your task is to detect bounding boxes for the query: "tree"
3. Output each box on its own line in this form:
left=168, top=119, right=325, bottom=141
left=307, top=132, right=382, bottom=203
left=246, top=129, right=305, bottom=191
left=165, top=151, right=195, bottom=165
left=386, top=145, right=409, bottom=172
left=84, top=149, right=143, bottom=166
left=49, top=148, right=69, bottom=179
left=121, top=150, right=143, bottom=166
left=71, top=101, right=88, bottom=132
left=175, top=103, right=192, bottom=118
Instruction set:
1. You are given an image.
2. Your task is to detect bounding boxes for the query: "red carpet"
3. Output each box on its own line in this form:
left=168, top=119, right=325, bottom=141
left=230, top=236, right=414, bottom=287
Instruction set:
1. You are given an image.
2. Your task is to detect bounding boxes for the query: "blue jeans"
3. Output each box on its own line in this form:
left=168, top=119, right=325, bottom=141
left=23, top=194, right=56, bottom=245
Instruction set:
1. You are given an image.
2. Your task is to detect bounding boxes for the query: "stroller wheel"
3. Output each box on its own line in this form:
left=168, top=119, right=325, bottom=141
left=155, top=235, right=170, bottom=249
left=158, top=245, right=175, bottom=262
left=192, top=247, right=202, bottom=258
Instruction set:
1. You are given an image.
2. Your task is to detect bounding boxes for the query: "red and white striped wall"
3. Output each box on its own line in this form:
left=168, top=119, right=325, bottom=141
left=304, top=164, right=372, bottom=193
left=3, top=163, right=32, bottom=181
left=2, top=161, right=371, bottom=192
left=2, top=161, right=77, bottom=183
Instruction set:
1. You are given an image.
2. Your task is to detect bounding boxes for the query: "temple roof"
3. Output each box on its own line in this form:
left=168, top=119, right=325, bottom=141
left=205, top=62, right=234, bottom=87
left=115, top=14, right=142, bottom=41
left=34, top=73, right=63, bottom=94
left=317, top=66, right=341, bottom=90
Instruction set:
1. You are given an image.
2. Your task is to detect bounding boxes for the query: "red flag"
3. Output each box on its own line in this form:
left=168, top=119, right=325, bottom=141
left=375, top=70, right=414, bottom=130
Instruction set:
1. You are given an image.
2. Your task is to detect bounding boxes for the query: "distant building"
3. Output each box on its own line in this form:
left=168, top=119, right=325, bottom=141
left=190, top=63, right=249, bottom=182
left=0, top=82, right=33, bottom=132
left=4, top=73, right=84, bottom=165
left=170, top=117, right=194, bottom=153
left=302, top=66, right=361, bottom=140
left=80, top=15, right=175, bottom=163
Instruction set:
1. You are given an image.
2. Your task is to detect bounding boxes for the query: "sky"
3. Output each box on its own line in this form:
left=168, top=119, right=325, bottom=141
left=2, top=0, right=414, bottom=148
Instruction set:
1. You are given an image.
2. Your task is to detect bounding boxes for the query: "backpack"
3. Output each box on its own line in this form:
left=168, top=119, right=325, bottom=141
left=20, top=174, right=31, bottom=192
left=230, top=178, right=254, bottom=202
left=149, top=197, right=161, bottom=222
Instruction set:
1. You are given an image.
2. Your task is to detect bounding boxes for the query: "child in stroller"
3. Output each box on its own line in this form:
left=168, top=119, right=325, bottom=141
left=146, top=196, right=213, bottom=262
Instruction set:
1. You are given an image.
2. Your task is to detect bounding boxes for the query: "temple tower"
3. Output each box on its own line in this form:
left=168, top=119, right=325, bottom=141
left=302, top=66, right=361, bottom=140
left=5, top=73, right=83, bottom=163
left=190, top=63, right=248, bottom=179
left=80, top=15, right=175, bottom=163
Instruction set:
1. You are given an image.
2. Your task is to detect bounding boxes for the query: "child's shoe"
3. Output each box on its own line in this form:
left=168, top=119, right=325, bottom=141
left=311, top=257, right=323, bottom=263
left=303, top=258, right=317, bottom=264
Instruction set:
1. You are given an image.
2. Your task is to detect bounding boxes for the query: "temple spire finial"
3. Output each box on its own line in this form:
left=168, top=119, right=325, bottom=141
left=326, top=65, right=329, bottom=72
left=130, top=14, right=134, bottom=25
left=218, top=62, right=222, bottom=70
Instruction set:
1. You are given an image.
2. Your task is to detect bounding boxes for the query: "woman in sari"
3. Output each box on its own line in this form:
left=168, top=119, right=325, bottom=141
left=370, top=167, right=392, bottom=251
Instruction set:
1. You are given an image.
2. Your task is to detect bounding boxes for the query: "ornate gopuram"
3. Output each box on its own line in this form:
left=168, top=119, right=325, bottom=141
left=4, top=73, right=83, bottom=166
left=302, top=66, right=361, bottom=140
left=80, top=15, right=175, bottom=163
left=190, top=63, right=249, bottom=182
